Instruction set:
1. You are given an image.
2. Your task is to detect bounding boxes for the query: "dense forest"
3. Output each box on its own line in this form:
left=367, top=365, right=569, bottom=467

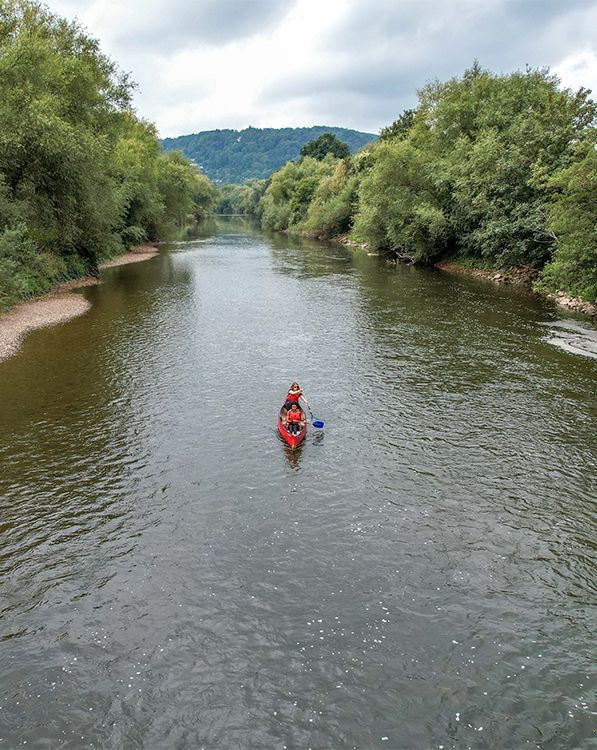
left=0, top=0, right=217, bottom=310
left=160, top=126, right=376, bottom=183
left=222, top=66, right=597, bottom=304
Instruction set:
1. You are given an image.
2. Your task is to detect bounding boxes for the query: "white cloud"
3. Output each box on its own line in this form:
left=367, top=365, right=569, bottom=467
left=46, top=0, right=597, bottom=136
left=554, top=50, right=597, bottom=95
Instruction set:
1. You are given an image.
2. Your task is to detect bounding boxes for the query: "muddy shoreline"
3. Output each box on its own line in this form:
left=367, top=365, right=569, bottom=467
left=0, top=244, right=158, bottom=363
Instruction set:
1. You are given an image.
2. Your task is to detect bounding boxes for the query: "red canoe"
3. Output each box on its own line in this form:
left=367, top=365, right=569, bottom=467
left=277, top=406, right=307, bottom=448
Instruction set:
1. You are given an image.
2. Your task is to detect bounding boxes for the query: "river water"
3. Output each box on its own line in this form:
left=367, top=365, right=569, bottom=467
left=1, top=220, right=596, bottom=749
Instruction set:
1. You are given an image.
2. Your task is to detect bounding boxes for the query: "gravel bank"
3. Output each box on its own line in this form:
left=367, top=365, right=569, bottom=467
left=0, top=245, right=158, bottom=363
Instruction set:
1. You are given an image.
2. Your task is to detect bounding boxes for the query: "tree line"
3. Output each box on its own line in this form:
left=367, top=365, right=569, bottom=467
left=219, top=66, right=597, bottom=303
left=0, top=0, right=217, bottom=310
left=160, top=126, right=375, bottom=184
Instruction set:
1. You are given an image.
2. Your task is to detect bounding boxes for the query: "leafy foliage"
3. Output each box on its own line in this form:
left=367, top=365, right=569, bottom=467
left=422, top=67, right=596, bottom=267
left=303, top=160, right=359, bottom=238
left=300, top=133, right=350, bottom=160
left=242, top=65, right=596, bottom=303
left=352, top=66, right=596, bottom=297
left=353, top=140, right=451, bottom=261
left=161, top=126, right=376, bottom=183
left=378, top=109, right=416, bottom=142
left=260, top=156, right=338, bottom=232
left=0, top=0, right=216, bottom=309
left=540, top=141, right=597, bottom=301
left=215, top=179, right=267, bottom=218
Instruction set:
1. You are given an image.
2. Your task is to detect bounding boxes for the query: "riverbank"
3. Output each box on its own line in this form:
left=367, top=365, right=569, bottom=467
left=435, top=260, right=597, bottom=319
left=98, top=246, right=159, bottom=269
left=0, top=244, right=158, bottom=362
left=336, top=235, right=597, bottom=320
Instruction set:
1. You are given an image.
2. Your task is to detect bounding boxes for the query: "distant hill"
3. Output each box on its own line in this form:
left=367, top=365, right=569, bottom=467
left=160, top=126, right=376, bottom=184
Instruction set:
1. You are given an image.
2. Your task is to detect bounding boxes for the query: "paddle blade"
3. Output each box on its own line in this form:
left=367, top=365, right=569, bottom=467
left=312, top=420, right=325, bottom=429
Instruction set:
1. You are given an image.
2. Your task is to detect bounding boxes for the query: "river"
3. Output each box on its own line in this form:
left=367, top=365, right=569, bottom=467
left=1, top=220, right=596, bottom=749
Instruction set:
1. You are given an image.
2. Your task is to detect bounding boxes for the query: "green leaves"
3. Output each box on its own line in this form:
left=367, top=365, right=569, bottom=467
left=353, top=139, right=450, bottom=262
left=352, top=64, right=596, bottom=295
left=0, top=0, right=216, bottom=308
left=299, top=133, right=351, bottom=161
left=253, top=63, right=595, bottom=305
left=162, top=127, right=374, bottom=183
left=260, top=156, right=337, bottom=231
left=539, top=141, right=597, bottom=302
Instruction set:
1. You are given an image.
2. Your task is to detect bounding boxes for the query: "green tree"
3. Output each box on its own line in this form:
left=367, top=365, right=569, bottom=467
left=379, top=109, right=416, bottom=141
left=426, top=67, right=597, bottom=266
left=0, top=0, right=216, bottom=309
left=215, top=179, right=267, bottom=217
left=353, top=64, right=596, bottom=274
left=300, top=133, right=351, bottom=161
left=303, top=159, right=359, bottom=238
left=353, top=139, right=451, bottom=261
left=161, top=126, right=375, bottom=183
left=251, top=63, right=596, bottom=304
left=540, top=141, right=597, bottom=301
left=260, top=156, right=337, bottom=231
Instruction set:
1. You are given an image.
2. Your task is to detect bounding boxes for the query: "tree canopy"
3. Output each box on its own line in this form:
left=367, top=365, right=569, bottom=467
left=0, top=0, right=216, bottom=309
left=223, top=65, right=597, bottom=303
left=161, top=126, right=374, bottom=183
left=300, top=133, right=351, bottom=160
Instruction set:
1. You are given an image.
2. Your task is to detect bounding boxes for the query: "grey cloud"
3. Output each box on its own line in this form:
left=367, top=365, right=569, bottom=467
left=259, top=0, right=597, bottom=132
left=329, top=0, right=595, bottom=53
left=112, top=0, right=296, bottom=51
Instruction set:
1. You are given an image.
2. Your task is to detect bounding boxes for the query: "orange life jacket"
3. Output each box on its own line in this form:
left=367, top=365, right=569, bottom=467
left=286, top=389, right=301, bottom=403
left=287, top=409, right=302, bottom=423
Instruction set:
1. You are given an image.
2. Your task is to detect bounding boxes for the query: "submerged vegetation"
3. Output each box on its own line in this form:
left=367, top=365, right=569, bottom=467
left=0, top=0, right=216, bottom=310
left=223, top=66, right=597, bottom=304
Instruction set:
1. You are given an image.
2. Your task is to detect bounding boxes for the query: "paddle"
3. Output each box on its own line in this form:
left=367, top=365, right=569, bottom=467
left=306, top=404, right=325, bottom=429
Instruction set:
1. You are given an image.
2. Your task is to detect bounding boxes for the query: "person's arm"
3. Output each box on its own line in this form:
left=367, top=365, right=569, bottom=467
left=300, top=393, right=310, bottom=407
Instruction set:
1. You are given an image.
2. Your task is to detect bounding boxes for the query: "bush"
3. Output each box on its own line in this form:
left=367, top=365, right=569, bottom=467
left=539, top=143, right=597, bottom=301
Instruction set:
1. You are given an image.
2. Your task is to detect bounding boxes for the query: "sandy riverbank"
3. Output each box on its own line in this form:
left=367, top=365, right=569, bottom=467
left=99, top=246, right=158, bottom=269
left=0, top=244, right=158, bottom=363
left=434, top=261, right=537, bottom=287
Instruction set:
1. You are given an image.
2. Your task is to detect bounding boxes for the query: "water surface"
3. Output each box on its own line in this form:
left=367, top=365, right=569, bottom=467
left=1, top=220, right=596, bottom=749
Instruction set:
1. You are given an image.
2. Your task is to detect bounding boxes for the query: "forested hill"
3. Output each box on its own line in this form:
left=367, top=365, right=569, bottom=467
left=160, top=127, right=376, bottom=183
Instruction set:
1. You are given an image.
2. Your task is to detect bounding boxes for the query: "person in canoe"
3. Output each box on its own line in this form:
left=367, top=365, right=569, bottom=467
left=284, top=382, right=310, bottom=411
left=285, top=402, right=305, bottom=435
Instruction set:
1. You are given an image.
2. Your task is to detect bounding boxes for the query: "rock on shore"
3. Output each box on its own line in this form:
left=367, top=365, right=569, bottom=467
left=548, top=290, right=597, bottom=318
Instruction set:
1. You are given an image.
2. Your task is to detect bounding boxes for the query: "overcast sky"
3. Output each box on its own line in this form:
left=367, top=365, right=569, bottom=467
left=47, top=0, right=597, bottom=137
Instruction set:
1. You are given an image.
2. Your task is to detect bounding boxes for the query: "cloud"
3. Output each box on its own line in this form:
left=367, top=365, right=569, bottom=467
left=46, top=0, right=597, bottom=136
left=258, top=0, right=597, bottom=132
left=109, top=0, right=294, bottom=51
left=52, top=0, right=294, bottom=51
left=555, top=49, right=597, bottom=94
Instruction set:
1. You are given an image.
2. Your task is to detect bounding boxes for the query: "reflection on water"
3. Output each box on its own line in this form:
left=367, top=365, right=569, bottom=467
left=0, top=220, right=596, bottom=749
left=281, top=440, right=303, bottom=469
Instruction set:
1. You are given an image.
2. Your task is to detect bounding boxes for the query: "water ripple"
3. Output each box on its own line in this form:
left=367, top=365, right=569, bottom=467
left=0, top=226, right=596, bottom=748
